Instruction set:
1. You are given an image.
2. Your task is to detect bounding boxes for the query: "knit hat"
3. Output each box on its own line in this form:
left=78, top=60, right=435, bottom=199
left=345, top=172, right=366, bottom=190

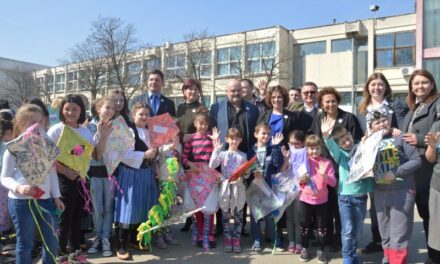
left=366, top=106, right=389, bottom=127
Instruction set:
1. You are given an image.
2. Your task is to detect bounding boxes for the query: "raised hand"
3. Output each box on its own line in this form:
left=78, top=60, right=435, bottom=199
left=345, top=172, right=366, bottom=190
left=98, top=119, right=113, bottom=138
left=258, top=80, right=268, bottom=95
left=209, top=127, right=223, bottom=149
left=271, top=132, right=284, bottom=145
left=317, top=161, right=328, bottom=179
left=320, top=116, right=335, bottom=138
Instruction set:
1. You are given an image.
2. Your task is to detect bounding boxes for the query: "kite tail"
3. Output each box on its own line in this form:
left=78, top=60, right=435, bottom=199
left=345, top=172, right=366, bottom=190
left=79, top=178, right=93, bottom=213
left=108, top=174, right=123, bottom=197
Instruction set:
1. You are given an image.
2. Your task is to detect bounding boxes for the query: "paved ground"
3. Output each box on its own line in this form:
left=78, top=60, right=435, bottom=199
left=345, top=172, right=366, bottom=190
left=82, top=209, right=428, bottom=264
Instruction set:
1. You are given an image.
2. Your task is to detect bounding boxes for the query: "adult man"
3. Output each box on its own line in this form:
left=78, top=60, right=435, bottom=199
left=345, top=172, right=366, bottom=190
left=241, top=79, right=257, bottom=104
left=288, top=87, right=302, bottom=104
left=210, top=79, right=260, bottom=237
left=130, top=69, right=176, bottom=117
left=296, top=82, right=319, bottom=133
left=211, top=79, right=260, bottom=153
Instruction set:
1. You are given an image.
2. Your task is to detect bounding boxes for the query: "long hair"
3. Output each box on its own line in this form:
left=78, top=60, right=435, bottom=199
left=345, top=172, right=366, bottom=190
left=12, top=104, right=43, bottom=138
left=358, top=72, right=392, bottom=114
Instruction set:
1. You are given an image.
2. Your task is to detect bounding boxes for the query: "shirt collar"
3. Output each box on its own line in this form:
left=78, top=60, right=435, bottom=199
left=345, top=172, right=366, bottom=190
left=148, top=91, right=161, bottom=99
left=366, top=99, right=389, bottom=112
left=304, top=103, right=318, bottom=112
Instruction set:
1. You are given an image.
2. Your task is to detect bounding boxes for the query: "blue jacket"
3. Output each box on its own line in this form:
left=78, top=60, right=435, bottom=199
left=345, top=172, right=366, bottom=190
left=247, top=144, right=283, bottom=188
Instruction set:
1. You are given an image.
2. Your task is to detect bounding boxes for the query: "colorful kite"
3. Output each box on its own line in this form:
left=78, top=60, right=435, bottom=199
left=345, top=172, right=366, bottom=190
left=146, top=113, right=180, bottom=148
left=290, top=147, right=317, bottom=193
left=102, top=116, right=134, bottom=176
left=229, top=155, right=257, bottom=182
left=55, top=125, right=93, bottom=178
left=6, top=123, right=60, bottom=186
left=246, top=177, right=283, bottom=221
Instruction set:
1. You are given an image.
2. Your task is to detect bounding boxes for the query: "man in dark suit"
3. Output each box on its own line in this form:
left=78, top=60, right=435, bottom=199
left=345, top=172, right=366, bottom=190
left=130, top=69, right=176, bottom=117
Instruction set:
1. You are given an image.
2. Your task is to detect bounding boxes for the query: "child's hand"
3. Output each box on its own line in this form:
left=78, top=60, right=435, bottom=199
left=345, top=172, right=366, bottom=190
left=320, top=116, right=335, bottom=138
left=97, top=119, right=113, bottom=138
left=188, top=161, right=199, bottom=172
left=209, top=127, right=223, bottom=149
left=254, top=169, right=263, bottom=179
left=54, top=197, right=65, bottom=211
left=317, top=161, right=328, bottom=180
left=299, top=173, right=309, bottom=184
left=425, top=132, right=440, bottom=148
left=281, top=145, right=290, bottom=159
left=383, top=171, right=396, bottom=182
left=391, top=128, right=401, bottom=137
left=144, top=148, right=157, bottom=159
left=16, top=184, right=36, bottom=196
left=271, top=132, right=284, bottom=145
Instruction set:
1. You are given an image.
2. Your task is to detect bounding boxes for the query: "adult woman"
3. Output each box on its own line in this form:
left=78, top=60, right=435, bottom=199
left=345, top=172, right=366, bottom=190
left=401, top=69, right=439, bottom=262
left=176, top=79, right=204, bottom=135
left=356, top=72, right=409, bottom=254
left=258, top=85, right=299, bottom=146
left=309, top=87, right=362, bottom=251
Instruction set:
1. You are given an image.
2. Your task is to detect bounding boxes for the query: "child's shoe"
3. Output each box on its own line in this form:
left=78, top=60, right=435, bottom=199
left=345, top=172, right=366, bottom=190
left=224, top=238, right=232, bottom=252
left=299, top=248, right=310, bottom=262
left=251, top=240, right=262, bottom=252
left=87, top=238, right=100, bottom=254
left=232, top=238, right=241, bottom=253
left=102, top=238, right=112, bottom=257
left=316, top=249, right=328, bottom=264
left=287, top=241, right=296, bottom=253
left=294, top=244, right=303, bottom=254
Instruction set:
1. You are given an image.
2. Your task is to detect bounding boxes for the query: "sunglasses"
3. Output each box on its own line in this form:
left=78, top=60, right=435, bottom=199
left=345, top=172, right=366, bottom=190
left=302, top=91, right=316, bottom=95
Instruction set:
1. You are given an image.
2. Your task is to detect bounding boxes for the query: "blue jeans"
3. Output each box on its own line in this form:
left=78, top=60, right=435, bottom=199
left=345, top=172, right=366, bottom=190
left=338, top=195, right=367, bottom=264
left=250, top=213, right=277, bottom=245
left=90, top=177, right=114, bottom=239
left=8, top=198, right=58, bottom=264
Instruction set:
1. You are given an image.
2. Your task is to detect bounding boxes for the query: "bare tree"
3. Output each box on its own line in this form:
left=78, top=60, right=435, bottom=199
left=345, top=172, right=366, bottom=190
left=90, top=16, right=144, bottom=100
left=0, top=69, right=38, bottom=107
left=69, top=36, right=107, bottom=100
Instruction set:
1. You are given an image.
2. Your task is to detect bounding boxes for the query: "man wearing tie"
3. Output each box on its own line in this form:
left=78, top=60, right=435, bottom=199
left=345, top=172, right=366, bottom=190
left=130, top=69, right=176, bottom=117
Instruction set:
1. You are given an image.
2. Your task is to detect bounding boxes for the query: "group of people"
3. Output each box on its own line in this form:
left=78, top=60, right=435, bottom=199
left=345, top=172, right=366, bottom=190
left=0, top=68, right=439, bottom=264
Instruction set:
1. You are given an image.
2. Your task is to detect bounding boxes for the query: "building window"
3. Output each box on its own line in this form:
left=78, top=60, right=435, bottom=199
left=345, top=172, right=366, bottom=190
left=55, top=73, right=65, bottom=92
left=296, top=41, right=326, bottom=56
left=331, top=39, right=352, bottom=53
left=356, top=38, right=368, bottom=85
left=424, top=0, right=440, bottom=49
left=166, top=54, right=185, bottom=79
left=375, top=32, right=415, bottom=67
left=145, top=58, right=161, bottom=72
left=190, top=51, right=212, bottom=78
left=67, top=72, right=77, bottom=91
left=424, top=59, right=440, bottom=89
left=36, top=77, right=44, bottom=92
left=46, top=75, right=54, bottom=92
left=246, top=41, right=276, bottom=73
left=217, top=46, right=242, bottom=76
left=78, top=70, right=88, bottom=91
left=127, top=62, right=141, bottom=86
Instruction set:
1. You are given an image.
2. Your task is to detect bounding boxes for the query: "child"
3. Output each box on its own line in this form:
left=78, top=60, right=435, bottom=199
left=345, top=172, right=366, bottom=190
left=47, top=94, right=95, bottom=263
left=247, top=123, right=284, bottom=252
left=1, top=104, right=65, bottom=264
left=298, top=135, right=336, bottom=263
left=0, top=119, right=13, bottom=245
left=113, top=103, right=158, bottom=260
left=86, top=97, right=115, bottom=257
left=367, top=108, right=421, bottom=264
left=209, top=127, right=248, bottom=253
left=154, top=133, right=182, bottom=248
left=321, top=120, right=374, bottom=264
left=182, top=107, right=216, bottom=251
left=284, top=130, right=305, bottom=254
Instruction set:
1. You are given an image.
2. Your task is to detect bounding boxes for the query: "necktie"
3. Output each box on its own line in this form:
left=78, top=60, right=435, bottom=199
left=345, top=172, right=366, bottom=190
left=151, top=95, right=157, bottom=115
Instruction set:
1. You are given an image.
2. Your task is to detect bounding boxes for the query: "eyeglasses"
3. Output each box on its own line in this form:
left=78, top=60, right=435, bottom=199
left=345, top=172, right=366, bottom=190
left=302, top=91, right=316, bottom=95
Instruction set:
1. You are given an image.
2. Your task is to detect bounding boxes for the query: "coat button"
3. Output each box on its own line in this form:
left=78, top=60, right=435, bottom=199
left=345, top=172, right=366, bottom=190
left=415, top=129, right=420, bottom=133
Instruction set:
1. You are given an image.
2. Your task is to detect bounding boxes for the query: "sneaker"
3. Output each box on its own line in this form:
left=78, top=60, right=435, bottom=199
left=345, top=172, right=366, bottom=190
left=251, top=240, right=262, bottom=252
left=116, top=246, right=130, bottom=260
left=299, top=248, right=310, bottom=262
left=69, top=250, right=89, bottom=264
left=155, top=235, right=168, bottom=249
left=232, top=238, right=241, bottom=253
left=209, top=240, right=217, bottom=248
left=294, top=245, right=303, bottom=254
left=102, top=238, right=112, bottom=257
left=317, top=250, right=328, bottom=264
left=361, top=241, right=383, bottom=254
left=224, top=238, right=232, bottom=252
left=87, top=239, right=100, bottom=254
left=288, top=242, right=296, bottom=253
left=196, top=240, right=203, bottom=248
left=164, top=233, right=179, bottom=245
left=274, top=240, right=285, bottom=252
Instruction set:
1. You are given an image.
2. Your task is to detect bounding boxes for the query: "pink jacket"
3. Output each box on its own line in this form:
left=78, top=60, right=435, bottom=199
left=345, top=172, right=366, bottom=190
left=299, top=156, right=336, bottom=205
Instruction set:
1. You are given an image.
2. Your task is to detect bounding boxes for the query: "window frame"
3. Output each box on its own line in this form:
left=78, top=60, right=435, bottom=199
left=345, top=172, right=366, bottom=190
left=216, top=46, right=242, bottom=76
left=246, top=41, right=276, bottom=74
left=375, top=31, right=415, bottom=68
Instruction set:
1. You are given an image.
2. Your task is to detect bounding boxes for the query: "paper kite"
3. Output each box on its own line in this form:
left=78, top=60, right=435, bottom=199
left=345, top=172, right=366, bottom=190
left=229, top=155, right=257, bottom=182
left=103, top=116, right=134, bottom=175
left=290, top=147, right=317, bottom=193
left=55, top=125, right=93, bottom=178
left=146, top=113, right=180, bottom=148
left=246, top=178, right=283, bottom=221
left=6, top=123, right=60, bottom=186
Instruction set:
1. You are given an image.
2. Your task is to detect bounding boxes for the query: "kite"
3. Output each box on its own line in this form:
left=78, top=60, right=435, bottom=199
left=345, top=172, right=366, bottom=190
left=229, top=155, right=257, bottom=182
left=55, top=125, right=93, bottom=178
left=6, top=123, right=60, bottom=186
left=146, top=113, right=180, bottom=148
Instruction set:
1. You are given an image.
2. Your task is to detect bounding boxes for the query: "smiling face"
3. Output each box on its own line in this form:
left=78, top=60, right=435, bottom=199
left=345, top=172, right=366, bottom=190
left=411, top=74, right=433, bottom=102
left=301, top=84, right=317, bottom=106
left=148, top=73, right=164, bottom=94
left=289, top=89, right=301, bottom=103
left=307, top=145, right=321, bottom=159
left=289, top=136, right=304, bottom=149
left=227, top=136, right=242, bottom=151
left=321, top=94, right=338, bottom=115
left=227, top=80, right=243, bottom=105
left=62, top=102, right=81, bottom=127
left=183, top=84, right=200, bottom=103
left=370, top=116, right=391, bottom=135
left=133, top=107, right=150, bottom=128
left=98, top=100, right=115, bottom=122
left=368, top=78, right=387, bottom=102
left=194, top=118, right=209, bottom=134
left=337, top=133, right=354, bottom=151
left=255, top=127, right=271, bottom=145
left=271, top=91, right=284, bottom=110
